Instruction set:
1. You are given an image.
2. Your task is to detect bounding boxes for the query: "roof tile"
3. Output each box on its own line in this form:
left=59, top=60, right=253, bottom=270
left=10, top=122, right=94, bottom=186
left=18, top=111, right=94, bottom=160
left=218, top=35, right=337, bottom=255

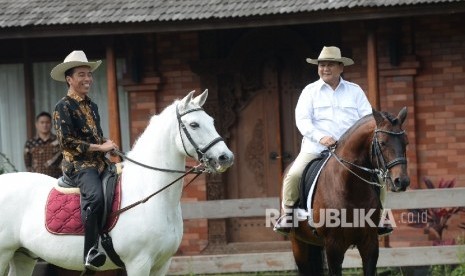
left=0, top=0, right=462, bottom=28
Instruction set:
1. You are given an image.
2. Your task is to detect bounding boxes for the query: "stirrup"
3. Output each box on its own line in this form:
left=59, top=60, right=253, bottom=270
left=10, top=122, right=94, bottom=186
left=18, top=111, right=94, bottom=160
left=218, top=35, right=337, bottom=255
left=377, top=226, right=393, bottom=237
left=84, top=247, right=106, bottom=271
left=273, top=214, right=293, bottom=236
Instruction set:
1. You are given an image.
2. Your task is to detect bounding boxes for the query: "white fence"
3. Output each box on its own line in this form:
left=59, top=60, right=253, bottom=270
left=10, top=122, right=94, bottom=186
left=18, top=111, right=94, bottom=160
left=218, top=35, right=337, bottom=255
left=168, top=188, right=465, bottom=275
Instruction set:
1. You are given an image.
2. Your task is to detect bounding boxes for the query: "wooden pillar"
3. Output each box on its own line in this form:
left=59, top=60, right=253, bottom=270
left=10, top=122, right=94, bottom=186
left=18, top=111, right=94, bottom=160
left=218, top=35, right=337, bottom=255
left=367, top=27, right=380, bottom=110
left=106, top=41, right=122, bottom=153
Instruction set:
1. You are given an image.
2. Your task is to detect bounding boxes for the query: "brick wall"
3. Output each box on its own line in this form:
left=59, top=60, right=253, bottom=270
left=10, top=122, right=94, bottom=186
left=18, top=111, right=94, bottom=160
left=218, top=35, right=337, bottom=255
left=413, top=15, right=465, bottom=244
left=341, top=14, right=465, bottom=247
left=414, top=16, right=465, bottom=185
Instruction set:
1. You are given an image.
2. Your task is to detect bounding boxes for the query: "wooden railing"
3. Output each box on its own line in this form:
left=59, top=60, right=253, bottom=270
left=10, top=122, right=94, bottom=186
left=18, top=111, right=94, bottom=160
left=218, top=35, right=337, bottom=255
left=168, top=188, right=465, bottom=275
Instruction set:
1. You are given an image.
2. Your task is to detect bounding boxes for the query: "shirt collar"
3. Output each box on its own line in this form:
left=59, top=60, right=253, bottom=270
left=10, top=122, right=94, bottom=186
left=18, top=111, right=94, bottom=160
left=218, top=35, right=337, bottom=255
left=317, top=77, right=346, bottom=91
left=67, top=91, right=91, bottom=103
left=34, top=133, right=56, bottom=142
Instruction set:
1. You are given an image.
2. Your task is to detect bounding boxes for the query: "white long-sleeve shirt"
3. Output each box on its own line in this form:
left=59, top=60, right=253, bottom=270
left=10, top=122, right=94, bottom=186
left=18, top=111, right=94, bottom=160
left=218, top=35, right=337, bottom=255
left=295, top=78, right=372, bottom=154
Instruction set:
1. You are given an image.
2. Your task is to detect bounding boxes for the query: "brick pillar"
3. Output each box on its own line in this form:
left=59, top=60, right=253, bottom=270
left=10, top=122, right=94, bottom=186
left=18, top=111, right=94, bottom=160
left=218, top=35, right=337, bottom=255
left=378, top=55, right=420, bottom=188
left=122, top=73, right=162, bottom=144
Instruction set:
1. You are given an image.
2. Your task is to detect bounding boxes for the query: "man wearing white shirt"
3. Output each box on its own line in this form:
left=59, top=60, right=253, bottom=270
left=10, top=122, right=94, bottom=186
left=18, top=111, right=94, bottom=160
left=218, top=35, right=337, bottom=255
left=274, top=46, right=381, bottom=235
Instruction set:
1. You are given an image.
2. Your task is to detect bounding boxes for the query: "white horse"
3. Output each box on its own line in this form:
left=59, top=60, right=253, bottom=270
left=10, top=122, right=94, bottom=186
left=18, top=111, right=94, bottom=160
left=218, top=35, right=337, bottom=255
left=0, top=90, right=234, bottom=276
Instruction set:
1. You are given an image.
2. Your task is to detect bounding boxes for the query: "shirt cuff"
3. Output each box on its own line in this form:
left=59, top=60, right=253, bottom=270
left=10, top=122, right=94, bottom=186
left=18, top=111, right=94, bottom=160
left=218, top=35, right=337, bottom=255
left=313, top=132, right=326, bottom=144
left=79, top=141, right=91, bottom=153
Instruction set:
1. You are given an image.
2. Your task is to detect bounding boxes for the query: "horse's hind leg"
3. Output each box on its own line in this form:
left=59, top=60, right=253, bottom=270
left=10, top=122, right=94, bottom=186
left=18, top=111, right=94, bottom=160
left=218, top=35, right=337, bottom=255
left=7, top=252, right=36, bottom=276
left=290, top=235, right=324, bottom=276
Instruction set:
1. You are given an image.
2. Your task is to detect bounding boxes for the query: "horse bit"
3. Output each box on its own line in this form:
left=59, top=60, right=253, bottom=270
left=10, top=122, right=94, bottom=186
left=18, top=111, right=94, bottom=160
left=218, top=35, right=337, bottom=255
left=330, top=129, right=407, bottom=187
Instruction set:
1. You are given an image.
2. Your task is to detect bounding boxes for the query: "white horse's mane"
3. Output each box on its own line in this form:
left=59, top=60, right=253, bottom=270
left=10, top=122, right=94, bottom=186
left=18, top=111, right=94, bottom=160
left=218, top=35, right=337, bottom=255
left=126, top=98, right=200, bottom=162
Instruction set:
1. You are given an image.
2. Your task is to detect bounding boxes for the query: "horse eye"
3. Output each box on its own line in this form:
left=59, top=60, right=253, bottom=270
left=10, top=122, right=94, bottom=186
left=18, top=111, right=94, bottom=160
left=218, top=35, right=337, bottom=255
left=189, top=122, right=199, bottom=128
left=379, top=141, right=386, bottom=147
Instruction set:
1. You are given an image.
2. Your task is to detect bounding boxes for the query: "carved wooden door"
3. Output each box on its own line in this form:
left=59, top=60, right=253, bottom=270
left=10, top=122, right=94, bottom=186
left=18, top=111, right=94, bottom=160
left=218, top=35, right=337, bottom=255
left=225, top=57, right=301, bottom=242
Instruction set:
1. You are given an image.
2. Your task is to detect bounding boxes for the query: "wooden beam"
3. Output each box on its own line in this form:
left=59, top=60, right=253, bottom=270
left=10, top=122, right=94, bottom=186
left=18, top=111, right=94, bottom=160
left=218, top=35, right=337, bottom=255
left=105, top=42, right=121, bottom=150
left=385, top=187, right=465, bottom=209
left=367, top=26, right=379, bottom=109
left=168, top=245, right=465, bottom=274
left=180, top=188, right=465, bottom=220
left=181, top=197, right=280, bottom=219
left=22, top=40, right=35, bottom=138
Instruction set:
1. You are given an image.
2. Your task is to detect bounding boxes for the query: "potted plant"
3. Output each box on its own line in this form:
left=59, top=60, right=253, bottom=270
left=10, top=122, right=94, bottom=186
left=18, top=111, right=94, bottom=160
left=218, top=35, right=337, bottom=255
left=0, top=152, right=17, bottom=174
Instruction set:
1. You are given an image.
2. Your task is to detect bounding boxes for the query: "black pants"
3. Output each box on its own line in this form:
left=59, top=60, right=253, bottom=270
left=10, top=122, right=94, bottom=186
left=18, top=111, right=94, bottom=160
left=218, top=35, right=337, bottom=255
left=70, top=168, right=104, bottom=223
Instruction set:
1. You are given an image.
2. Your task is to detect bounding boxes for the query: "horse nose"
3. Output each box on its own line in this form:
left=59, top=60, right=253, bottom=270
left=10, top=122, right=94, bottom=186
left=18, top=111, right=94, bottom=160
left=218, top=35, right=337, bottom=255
left=218, top=152, right=234, bottom=166
left=394, top=176, right=410, bottom=191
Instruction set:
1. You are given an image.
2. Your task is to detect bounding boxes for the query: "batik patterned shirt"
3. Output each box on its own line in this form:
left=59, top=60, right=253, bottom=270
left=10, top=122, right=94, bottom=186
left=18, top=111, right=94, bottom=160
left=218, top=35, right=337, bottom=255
left=53, top=91, right=107, bottom=176
left=23, top=134, right=62, bottom=178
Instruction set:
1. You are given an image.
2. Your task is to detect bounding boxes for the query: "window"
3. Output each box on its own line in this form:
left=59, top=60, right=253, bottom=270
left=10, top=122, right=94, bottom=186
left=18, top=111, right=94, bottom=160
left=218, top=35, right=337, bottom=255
left=0, top=59, right=129, bottom=172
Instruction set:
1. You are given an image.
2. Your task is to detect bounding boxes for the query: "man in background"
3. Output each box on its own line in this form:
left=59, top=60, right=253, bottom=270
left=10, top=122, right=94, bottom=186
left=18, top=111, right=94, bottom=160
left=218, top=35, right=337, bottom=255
left=24, top=111, right=62, bottom=178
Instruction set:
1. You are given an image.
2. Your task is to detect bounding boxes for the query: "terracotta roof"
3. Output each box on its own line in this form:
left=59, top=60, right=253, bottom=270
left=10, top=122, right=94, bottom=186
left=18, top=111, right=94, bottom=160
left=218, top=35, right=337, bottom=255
left=0, top=0, right=463, bottom=28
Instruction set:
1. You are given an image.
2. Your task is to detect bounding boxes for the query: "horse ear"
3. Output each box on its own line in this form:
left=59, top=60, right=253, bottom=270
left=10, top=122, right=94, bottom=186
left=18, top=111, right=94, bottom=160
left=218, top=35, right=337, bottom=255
left=193, top=89, right=208, bottom=107
left=180, top=90, right=195, bottom=111
left=372, top=108, right=384, bottom=126
left=397, top=107, right=408, bottom=125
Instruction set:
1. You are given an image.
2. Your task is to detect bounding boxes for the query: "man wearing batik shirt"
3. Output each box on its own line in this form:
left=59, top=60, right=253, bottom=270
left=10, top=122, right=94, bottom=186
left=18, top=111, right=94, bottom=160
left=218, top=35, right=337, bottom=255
left=51, top=50, right=118, bottom=271
left=24, top=111, right=62, bottom=178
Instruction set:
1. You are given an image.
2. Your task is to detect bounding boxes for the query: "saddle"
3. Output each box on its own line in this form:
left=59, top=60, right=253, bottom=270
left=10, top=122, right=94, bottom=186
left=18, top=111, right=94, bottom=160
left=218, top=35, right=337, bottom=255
left=47, top=163, right=122, bottom=234
left=298, top=150, right=330, bottom=211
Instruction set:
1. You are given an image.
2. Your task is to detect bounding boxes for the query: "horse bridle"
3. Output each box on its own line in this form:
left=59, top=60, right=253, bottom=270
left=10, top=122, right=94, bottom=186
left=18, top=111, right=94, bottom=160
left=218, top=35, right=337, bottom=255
left=114, top=104, right=224, bottom=174
left=176, top=105, right=224, bottom=168
left=371, top=129, right=407, bottom=184
left=330, top=128, right=407, bottom=187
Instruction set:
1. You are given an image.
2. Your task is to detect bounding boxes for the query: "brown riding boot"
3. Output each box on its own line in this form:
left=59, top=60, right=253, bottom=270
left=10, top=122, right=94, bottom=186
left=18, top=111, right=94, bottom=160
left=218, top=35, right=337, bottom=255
left=273, top=206, right=295, bottom=236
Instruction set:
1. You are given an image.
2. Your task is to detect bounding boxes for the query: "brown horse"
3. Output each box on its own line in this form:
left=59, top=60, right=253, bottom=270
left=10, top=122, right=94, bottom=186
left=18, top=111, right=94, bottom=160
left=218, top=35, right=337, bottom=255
left=289, top=107, right=410, bottom=276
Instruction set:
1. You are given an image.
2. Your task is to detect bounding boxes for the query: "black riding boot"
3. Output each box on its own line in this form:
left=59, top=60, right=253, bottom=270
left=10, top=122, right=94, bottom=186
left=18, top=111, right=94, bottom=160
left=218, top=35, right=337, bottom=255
left=84, top=207, right=106, bottom=270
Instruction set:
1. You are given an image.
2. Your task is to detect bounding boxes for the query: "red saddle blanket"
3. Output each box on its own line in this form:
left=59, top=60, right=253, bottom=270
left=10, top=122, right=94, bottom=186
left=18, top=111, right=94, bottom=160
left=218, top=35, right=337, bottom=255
left=45, top=181, right=121, bottom=235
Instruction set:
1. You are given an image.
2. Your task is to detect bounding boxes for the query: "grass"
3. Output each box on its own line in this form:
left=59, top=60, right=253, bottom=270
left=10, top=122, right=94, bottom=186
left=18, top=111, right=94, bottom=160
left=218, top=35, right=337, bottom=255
left=179, top=267, right=405, bottom=275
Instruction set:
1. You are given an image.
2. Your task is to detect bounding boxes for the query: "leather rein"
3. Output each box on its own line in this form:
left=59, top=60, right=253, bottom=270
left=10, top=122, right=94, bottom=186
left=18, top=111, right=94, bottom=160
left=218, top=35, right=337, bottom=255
left=110, top=105, right=224, bottom=217
left=329, top=128, right=407, bottom=188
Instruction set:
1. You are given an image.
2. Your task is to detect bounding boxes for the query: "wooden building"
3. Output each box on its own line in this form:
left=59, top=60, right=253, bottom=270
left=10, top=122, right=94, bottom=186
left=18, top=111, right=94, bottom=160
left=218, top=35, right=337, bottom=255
left=1, top=0, right=465, bottom=274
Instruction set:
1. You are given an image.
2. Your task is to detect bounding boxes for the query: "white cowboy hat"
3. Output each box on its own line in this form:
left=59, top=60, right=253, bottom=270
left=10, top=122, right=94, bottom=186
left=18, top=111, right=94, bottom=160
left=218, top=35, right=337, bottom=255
left=50, top=50, right=102, bottom=82
left=306, top=46, right=354, bottom=66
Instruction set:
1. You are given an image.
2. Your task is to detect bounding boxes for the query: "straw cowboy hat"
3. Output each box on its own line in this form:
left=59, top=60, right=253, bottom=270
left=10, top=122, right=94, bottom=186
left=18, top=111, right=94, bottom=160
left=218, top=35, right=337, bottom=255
left=50, top=50, right=102, bottom=82
left=306, top=46, right=354, bottom=66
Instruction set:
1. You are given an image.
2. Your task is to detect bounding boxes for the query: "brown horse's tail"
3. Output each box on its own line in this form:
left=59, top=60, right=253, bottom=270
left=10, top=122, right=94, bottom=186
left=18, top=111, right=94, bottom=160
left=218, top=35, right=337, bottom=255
left=291, top=235, right=324, bottom=275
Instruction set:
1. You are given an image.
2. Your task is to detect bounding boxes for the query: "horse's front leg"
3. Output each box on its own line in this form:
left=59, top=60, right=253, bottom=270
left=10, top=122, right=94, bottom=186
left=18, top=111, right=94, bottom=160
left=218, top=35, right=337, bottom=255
left=357, top=236, right=379, bottom=276
left=149, top=259, right=171, bottom=276
left=325, top=241, right=346, bottom=276
left=125, top=258, right=151, bottom=276
left=290, top=234, right=324, bottom=276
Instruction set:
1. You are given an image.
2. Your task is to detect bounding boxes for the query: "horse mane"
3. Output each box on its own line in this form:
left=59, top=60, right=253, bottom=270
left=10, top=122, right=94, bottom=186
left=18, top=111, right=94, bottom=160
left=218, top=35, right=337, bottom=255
left=127, top=101, right=179, bottom=158
left=128, top=98, right=201, bottom=158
